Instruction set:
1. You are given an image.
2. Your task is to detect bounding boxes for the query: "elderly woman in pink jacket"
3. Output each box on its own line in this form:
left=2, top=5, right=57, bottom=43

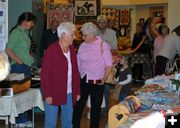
left=73, top=22, right=112, bottom=128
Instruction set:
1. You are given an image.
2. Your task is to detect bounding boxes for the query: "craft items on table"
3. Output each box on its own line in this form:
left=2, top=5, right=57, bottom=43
left=136, top=86, right=179, bottom=111
left=108, top=95, right=141, bottom=128
left=0, top=88, right=13, bottom=97
left=136, top=74, right=180, bottom=112
left=118, top=110, right=152, bottom=128
left=0, top=74, right=32, bottom=95
left=115, top=74, right=180, bottom=128
left=7, top=73, right=25, bottom=81
left=135, top=84, right=165, bottom=94
left=0, top=89, right=44, bottom=125
left=145, top=74, right=180, bottom=93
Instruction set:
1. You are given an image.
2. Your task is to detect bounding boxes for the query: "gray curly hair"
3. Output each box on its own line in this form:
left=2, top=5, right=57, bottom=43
left=57, top=22, right=76, bottom=39
left=81, top=22, right=98, bottom=36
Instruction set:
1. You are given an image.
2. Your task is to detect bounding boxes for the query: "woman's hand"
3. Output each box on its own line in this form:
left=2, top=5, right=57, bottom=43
left=76, top=95, right=80, bottom=101
left=45, top=97, right=53, bottom=104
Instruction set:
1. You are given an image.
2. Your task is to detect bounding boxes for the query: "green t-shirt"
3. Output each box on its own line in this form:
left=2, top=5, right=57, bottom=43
left=6, top=26, right=32, bottom=66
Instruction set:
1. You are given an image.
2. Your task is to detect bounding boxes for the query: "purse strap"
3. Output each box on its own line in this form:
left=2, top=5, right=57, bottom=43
left=100, top=40, right=104, bottom=54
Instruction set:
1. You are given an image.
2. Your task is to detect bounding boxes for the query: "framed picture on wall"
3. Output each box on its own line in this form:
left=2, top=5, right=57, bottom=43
left=102, top=8, right=119, bottom=28
left=119, top=9, right=130, bottom=26
left=74, top=0, right=101, bottom=21
left=150, top=6, right=164, bottom=17
left=46, top=3, right=74, bottom=29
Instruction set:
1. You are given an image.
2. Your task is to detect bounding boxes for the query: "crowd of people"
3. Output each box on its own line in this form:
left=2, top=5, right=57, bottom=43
left=1, top=11, right=180, bottom=128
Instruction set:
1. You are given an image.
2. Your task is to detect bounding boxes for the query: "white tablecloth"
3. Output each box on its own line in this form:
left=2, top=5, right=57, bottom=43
left=0, top=89, right=44, bottom=124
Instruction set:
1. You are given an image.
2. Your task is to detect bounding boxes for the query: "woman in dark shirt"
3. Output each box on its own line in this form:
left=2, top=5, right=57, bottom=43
left=131, top=23, right=147, bottom=54
left=131, top=23, right=150, bottom=81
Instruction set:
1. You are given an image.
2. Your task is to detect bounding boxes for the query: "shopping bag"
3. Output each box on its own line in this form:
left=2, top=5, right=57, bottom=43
left=111, top=84, right=122, bottom=100
left=105, top=66, right=116, bottom=84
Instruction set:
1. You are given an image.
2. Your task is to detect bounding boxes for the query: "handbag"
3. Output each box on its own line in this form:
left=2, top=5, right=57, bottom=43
left=105, top=66, right=116, bottom=84
left=12, top=80, right=31, bottom=94
left=100, top=41, right=116, bottom=84
left=111, top=83, right=122, bottom=100
left=165, top=58, right=180, bottom=74
left=165, top=59, right=174, bottom=74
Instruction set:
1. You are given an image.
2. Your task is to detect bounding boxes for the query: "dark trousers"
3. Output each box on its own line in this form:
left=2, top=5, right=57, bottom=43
left=72, top=76, right=104, bottom=128
left=132, top=64, right=143, bottom=80
left=156, top=55, right=169, bottom=75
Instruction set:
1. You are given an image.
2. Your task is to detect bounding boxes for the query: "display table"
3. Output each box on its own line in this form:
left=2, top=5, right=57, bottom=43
left=0, top=88, right=44, bottom=127
left=112, top=75, right=180, bottom=128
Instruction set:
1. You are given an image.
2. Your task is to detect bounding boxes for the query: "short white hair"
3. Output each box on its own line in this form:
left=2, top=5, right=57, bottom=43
left=0, top=52, right=10, bottom=81
left=57, top=22, right=76, bottom=39
left=81, top=22, right=98, bottom=36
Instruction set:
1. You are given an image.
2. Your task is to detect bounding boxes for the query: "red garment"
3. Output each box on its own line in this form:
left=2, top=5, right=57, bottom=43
left=41, top=41, right=80, bottom=106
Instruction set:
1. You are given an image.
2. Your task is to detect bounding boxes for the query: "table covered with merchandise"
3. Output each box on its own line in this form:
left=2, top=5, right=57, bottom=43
left=0, top=89, right=44, bottom=126
left=117, top=74, right=180, bottom=128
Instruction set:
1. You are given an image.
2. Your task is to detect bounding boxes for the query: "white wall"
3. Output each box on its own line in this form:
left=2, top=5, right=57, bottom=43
left=130, top=0, right=168, bottom=5
left=8, top=0, right=32, bottom=32
left=168, top=0, right=180, bottom=31
left=102, top=0, right=130, bottom=5
left=136, top=4, right=168, bottom=23
left=103, top=4, right=168, bottom=39
left=102, top=0, right=167, bottom=5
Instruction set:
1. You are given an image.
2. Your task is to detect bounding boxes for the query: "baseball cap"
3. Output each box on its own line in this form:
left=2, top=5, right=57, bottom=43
left=97, top=15, right=107, bottom=22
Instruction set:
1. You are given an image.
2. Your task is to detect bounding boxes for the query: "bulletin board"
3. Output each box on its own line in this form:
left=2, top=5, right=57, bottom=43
left=0, top=0, right=8, bottom=51
left=46, top=3, right=74, bottom=29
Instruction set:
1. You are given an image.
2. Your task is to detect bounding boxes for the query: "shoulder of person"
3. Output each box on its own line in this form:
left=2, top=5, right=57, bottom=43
left=8, top=29, right=21, bottom=41
left=164, top=33, right=176, bottom=43
left=78, top=42, right=86, bottom=48
left=69, top=45, right=76, bottom=52
left=101, top=41, right=111, bottom=50
left=11, top=27, right=22, bottom=34
left=106, top=28, right=116, bottom=34
left=47, top=41, right=58, bottom=50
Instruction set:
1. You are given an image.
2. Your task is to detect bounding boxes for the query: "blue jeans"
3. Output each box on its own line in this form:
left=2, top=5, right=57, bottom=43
left=45, top=93, right=73, bottom=128
left=11, top=63, right=31, bottom=123
left=11, top=63, right=31, bottom=77
left=118, top=93, right=126, bottom=102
